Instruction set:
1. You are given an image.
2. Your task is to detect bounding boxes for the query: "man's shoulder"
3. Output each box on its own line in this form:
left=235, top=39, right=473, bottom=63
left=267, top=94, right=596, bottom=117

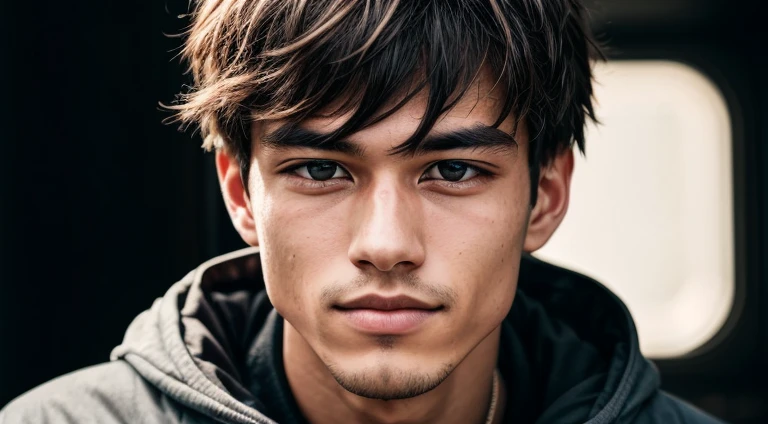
left=1, top=361, right=187, bottom=424
left=631, top=390, right=726, bottom=424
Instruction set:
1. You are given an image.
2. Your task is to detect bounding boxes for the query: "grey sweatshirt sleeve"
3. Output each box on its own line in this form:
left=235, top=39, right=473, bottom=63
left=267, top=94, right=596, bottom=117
left=0, top=361, right=204, bottom=424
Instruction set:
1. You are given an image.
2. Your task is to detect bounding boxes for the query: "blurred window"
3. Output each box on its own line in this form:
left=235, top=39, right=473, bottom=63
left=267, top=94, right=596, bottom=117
left=536, top=61, right=734, bottom=359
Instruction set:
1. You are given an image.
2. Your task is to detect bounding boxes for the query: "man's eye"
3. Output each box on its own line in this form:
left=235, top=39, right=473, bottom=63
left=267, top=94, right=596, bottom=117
left=293, top=161, right=349, bottom=181
left=422, top=161, right=480, bottom=182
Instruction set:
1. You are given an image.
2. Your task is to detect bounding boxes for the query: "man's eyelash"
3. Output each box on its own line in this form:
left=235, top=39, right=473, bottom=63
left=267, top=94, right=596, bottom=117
left=421, top=161, right=493, bottom=178
left=281, top=161, right=348, bottom=175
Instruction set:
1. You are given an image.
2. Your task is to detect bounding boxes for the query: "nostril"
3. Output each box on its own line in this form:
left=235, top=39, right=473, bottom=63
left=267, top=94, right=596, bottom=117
left=356, top=259, right=374, bottom=268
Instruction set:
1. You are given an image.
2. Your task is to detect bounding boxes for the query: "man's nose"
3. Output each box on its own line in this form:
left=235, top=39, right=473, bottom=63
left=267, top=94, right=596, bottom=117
left=347, top=181, right=426, bottom=272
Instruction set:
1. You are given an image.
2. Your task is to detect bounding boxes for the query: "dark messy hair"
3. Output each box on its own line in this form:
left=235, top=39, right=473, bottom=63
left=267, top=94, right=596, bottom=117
left=169, top=0, right=603, bottom=203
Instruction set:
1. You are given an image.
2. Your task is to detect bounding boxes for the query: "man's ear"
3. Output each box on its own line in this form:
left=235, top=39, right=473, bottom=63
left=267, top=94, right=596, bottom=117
left=523, top=149, right=574, bottom=253
left=215, top=148, right=259, bottom=246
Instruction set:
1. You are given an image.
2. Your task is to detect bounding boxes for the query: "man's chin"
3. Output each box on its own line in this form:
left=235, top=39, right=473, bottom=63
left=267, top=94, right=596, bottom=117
left=326, top=363, right=454, bottom=401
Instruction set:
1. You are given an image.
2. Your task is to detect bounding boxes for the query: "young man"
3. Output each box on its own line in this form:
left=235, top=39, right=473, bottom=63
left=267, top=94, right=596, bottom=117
left=2, top=1, right=725, bottom=423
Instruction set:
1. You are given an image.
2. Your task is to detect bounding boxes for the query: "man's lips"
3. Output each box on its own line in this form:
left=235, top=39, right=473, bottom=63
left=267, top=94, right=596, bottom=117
left=333, top=294, right=443, bottom=334
left=334, top=294, right=442, bottom=311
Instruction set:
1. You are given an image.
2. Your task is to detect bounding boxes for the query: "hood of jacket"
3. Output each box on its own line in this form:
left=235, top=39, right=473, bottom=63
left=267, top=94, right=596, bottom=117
left=110, top=247, right=660, bottom=424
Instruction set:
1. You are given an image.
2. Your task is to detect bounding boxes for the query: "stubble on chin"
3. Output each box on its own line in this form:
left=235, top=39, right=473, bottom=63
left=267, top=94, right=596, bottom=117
left=375, top=335, right=396, bottom=349
left=325, top=361, right=455, bottom=401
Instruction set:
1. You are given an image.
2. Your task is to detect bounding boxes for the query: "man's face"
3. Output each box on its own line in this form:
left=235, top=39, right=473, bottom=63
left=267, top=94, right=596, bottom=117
left=245, top=74, right=531, bottom=400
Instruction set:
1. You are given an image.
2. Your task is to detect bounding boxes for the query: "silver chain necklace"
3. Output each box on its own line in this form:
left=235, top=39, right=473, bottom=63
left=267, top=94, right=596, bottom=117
left=484, top=369, right=500, bottom=424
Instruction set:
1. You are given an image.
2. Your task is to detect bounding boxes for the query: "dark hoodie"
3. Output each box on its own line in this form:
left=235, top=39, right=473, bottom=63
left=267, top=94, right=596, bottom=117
left=1, top=247, right=725, bottom=423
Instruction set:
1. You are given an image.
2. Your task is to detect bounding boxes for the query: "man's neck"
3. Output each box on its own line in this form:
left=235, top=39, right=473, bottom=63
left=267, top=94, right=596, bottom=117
left=282, top=322, right=505, bottom=424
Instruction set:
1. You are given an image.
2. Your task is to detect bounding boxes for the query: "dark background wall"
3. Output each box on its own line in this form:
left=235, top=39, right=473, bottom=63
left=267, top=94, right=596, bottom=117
left=0, top=0, right=223, bottom=405
left=1, top=1, right=766, bottom=422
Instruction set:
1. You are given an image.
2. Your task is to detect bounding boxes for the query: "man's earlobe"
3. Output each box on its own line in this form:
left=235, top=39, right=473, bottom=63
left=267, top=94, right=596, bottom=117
left=215, top=148, right=259, bottom=246
left=523, top=149, right=574, bottom=253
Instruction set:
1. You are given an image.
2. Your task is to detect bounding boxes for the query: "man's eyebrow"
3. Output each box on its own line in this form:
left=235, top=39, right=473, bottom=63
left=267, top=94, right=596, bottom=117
left=415, top=124, right=519, bottom=155
left=260, top=123, right=518, bottom=157
left=260, top=125, right=366, bottom=157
